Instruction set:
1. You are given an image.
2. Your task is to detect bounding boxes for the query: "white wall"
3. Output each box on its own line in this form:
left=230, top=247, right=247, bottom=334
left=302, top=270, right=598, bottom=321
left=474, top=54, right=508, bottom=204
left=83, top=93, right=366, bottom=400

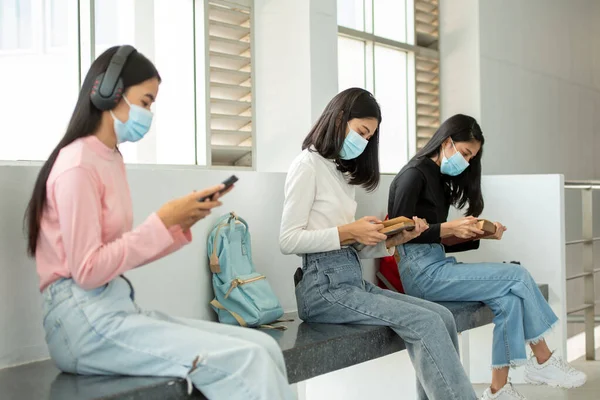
left=478, top=0, right=600, bottom=180
left=440, top=0, right=600, bottom=180
left=439, top=0, right=481, bottom=120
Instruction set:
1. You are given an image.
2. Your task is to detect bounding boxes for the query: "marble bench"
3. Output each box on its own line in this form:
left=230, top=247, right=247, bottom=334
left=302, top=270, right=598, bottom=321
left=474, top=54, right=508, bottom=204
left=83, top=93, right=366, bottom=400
left=0, top=285, right=549, bottom=400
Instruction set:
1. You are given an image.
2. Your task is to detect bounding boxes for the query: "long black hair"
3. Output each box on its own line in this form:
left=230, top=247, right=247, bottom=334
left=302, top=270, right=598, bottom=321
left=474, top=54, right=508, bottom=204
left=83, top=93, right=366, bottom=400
left=25, top=46, right=160, bottom=257
left=413, top=114, right=485, bottom=216
left=302, top=88, right=382, bottom=191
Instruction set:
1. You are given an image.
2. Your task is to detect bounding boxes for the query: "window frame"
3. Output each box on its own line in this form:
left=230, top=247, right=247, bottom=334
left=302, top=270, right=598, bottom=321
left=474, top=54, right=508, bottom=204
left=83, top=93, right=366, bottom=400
left=0, top=0, right=256, bottom=170
left=337, top=0, right=441, bottom=170
left=0, top=0, right=37, bottom=56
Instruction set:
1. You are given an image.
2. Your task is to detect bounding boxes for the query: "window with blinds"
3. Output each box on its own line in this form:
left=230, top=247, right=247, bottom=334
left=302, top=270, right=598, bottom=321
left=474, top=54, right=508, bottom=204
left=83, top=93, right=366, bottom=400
left=414, top=0, right=439, bottom=150
left=206, top=0, right=253, bottom=167
left=337, top=0, right=441, bottom=167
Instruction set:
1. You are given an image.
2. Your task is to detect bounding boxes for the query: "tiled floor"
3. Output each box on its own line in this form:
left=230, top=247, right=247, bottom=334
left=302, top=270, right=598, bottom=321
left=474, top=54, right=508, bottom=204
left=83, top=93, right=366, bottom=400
left=473, top=349, right=600, bottom=399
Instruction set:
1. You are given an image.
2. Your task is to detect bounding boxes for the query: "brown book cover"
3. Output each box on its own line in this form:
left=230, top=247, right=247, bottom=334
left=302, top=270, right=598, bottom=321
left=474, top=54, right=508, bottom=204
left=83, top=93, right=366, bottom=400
left=342, top=216, right=415, bottom=247
left=441, top=219, right=496, bottom=246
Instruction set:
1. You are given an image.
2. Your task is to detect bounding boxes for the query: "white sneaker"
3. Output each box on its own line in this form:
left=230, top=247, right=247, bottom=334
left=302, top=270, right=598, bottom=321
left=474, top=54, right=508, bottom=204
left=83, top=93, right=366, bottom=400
left=480, top=381, right=527, bottom=400
left=524, top=352, right=587, bottom=388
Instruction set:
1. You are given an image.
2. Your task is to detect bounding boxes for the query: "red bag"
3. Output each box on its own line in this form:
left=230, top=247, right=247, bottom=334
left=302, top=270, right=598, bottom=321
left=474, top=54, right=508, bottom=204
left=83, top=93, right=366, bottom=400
left=375, top=215, right=405, bottom=293
left=377, top=251, right=404, bottom=293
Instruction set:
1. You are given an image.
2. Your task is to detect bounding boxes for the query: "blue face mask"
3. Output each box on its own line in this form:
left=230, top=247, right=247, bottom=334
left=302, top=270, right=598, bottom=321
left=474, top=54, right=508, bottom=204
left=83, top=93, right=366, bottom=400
left=339, top=128, right=368, bottom=160
left=440, top=140, right=470, bottom=176
left=110, top=96, right=153, bottom=144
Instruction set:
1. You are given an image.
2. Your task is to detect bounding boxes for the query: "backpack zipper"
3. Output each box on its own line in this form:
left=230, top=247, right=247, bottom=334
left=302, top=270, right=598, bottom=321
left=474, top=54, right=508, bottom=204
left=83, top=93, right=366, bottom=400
left=224, top=275, right=266, bottom=299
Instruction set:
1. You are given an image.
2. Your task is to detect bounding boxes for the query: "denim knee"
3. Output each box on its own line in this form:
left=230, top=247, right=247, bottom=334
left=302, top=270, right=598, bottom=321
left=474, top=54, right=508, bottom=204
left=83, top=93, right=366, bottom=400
left=512, top=265, right=533, bottom=283
left=437, top=306, right=457, bottom=333
left=414, top=309, right=449, bottom=338
left=501, top=293, right=523, bottom=313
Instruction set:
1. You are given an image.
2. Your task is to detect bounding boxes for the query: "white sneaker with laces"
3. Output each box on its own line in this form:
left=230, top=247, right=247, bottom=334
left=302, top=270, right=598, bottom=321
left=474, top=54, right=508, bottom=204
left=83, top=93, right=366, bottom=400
left=480, top=381, right=527, bottom=400
left=524, top=352, right=587, bottom=388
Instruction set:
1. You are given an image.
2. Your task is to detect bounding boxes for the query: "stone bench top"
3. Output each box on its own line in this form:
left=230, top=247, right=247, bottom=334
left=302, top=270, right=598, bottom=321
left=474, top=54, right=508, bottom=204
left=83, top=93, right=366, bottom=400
left=0, top=284, right=549, bottom=399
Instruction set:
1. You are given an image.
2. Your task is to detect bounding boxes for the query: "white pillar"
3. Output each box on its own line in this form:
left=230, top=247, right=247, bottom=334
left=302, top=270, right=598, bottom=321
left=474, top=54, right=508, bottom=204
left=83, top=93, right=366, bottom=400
left=254, top=0, right=338, bottom=173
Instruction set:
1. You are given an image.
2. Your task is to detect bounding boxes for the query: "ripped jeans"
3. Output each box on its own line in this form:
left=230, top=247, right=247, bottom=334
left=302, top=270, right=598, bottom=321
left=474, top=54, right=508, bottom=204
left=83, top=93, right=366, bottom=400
left=42, top=277, right=294, bottom=400
left=398, top=243, right=559, bottom=369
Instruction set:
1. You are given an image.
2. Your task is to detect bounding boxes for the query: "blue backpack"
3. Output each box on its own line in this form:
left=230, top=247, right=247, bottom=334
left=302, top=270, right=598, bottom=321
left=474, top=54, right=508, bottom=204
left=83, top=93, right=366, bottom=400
left=207, top=212, right=287, bottom=329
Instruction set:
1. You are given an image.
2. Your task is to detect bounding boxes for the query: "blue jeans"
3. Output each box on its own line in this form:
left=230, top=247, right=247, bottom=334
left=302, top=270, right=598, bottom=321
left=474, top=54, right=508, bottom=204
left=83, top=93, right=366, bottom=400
left=295, top=248, right=477, bottom=400
left=42, top=277, right=294, bottom=400
left=398, top=243, right=559, bottom=368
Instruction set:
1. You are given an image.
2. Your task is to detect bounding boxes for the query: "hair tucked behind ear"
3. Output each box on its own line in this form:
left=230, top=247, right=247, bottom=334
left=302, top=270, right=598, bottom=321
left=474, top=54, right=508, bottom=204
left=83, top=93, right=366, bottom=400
left=24, top=46, right=160, bottom=257
left=302, top=88, right=382, bottom=191
left=412, top=114, right=485, bottom=216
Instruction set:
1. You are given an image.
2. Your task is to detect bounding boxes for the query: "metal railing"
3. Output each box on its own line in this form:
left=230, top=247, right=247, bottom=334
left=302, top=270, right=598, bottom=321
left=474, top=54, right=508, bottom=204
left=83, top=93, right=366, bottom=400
left=565, top=180, right=599, bottom=361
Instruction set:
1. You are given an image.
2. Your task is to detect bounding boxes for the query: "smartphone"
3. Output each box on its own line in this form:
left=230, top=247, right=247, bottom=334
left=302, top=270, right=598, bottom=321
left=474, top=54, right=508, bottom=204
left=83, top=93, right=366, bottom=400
left=198, top=175, right=238, bottom=202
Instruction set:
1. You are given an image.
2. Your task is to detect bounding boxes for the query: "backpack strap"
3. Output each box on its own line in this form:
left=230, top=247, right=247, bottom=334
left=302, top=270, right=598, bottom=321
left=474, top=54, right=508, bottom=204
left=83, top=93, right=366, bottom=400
left=259, top=324, right=287, bottom=331
left=209, top=212, right=249, bottom=273
left=209, top=222, right=227, bottom=273
left=210, top=299, right=248, bottom=327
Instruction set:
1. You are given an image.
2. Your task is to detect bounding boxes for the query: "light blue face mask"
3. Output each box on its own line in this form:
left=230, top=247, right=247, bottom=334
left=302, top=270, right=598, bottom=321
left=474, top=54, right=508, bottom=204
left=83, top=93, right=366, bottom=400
left=440, top=140, right=470, bottom=176
left=339, top=127, right=368, bottom=160
left=110, top=96, right=153, bottom=144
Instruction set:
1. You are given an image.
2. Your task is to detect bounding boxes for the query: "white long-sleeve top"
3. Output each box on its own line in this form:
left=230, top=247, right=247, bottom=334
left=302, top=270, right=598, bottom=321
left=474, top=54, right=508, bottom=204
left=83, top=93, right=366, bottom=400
left=279, top=149, right=393, bottom=259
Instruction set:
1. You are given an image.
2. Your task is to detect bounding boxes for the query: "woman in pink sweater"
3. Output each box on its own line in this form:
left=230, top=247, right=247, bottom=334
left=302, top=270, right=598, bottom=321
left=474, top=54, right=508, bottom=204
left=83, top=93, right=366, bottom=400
left=24, top=45, right=293, bottom=400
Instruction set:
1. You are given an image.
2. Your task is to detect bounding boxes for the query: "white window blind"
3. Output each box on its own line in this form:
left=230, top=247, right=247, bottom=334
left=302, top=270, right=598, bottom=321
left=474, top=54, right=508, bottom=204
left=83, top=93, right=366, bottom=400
left=337, top=0, right=441, bottom=164
left=414, top=0, right=440, bottom=150
left=206, top=0, right=253, bottom=168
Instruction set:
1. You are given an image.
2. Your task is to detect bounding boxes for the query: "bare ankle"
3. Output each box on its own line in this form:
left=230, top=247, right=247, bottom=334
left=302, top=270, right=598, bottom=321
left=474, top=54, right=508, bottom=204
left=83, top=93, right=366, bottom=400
left=535, top=350, right=552, bottom=364
left=490, top=384, right=503, bottom=394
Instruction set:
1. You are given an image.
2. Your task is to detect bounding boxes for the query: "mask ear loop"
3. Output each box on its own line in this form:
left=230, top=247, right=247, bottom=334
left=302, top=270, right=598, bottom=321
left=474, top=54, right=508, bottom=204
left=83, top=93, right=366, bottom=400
left=109, top=95, right=131, bottom=123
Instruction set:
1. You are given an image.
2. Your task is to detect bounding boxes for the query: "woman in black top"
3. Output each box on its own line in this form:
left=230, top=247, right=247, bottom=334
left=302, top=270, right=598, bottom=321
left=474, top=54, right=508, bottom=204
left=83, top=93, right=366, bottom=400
left=388, top=114, right=585, bottom=400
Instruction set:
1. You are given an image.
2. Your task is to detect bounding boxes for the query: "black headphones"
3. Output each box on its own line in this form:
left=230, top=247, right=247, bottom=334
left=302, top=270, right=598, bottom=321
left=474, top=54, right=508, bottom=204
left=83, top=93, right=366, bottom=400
left=90, top=45, right=137, bottom=111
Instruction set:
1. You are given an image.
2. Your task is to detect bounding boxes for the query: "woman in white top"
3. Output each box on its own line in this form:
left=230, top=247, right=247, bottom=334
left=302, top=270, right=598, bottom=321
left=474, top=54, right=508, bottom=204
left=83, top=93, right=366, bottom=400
left=280, top=88, right=478, bottom=400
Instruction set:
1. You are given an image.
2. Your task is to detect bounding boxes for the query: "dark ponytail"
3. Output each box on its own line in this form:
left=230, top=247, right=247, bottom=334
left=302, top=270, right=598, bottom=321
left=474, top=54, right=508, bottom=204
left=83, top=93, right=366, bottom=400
left=24, top=46, right=160, bottom=257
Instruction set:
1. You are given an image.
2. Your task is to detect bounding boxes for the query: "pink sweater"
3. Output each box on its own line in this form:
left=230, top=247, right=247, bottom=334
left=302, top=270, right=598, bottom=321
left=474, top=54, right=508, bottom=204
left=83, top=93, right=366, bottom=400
left=36, top=136, right=191, bottom=291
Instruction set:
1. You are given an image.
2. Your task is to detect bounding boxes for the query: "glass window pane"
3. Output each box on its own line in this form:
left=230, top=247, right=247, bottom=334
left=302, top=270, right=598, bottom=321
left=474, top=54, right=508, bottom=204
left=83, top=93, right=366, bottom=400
left=337, top=0, right=364, bottom=31
left=338, top=36, right=365, bottom=91
left=0, top=1, right=78, bottom=161
left=94, top=0, right=197, bottom=165
left=373, top=0, right=407, bottom=43
left=94, top=0, right=120, bottom=47
left=49, top=0, right=69, bottom=47
left=0, top=0, right=32, bottom=50
left=374, top=45, right=408, bottom=173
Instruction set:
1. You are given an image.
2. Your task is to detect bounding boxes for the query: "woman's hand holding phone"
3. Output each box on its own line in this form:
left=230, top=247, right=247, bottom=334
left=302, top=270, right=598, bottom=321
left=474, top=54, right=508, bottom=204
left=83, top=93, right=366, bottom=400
left=157, top=184, right=233, bottom=230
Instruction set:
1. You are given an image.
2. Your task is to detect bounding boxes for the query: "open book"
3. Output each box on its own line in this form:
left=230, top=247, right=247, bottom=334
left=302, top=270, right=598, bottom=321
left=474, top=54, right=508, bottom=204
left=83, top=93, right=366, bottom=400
left=441, top=219, right=496, bottom=246
left=341, top=216, right=415, bottom=250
